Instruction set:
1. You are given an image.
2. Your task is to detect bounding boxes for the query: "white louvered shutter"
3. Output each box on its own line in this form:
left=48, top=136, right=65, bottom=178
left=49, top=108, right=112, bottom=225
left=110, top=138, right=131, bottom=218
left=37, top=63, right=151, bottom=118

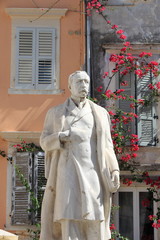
left=12, top=152, right=32, bottom=225
left=137, top=72, right=157, bottom=146
left=16, top=28, right=56, bottom=90
left=33, top=152, right=46, bottom=223
left=36, top=29, right=56, bottom=90
left=16, top=29, right=35, bottom=89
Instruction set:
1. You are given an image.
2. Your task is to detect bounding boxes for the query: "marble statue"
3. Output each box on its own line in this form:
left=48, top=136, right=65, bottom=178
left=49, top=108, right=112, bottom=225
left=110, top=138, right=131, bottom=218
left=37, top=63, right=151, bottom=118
left=39, top=71, right=120, bottom=240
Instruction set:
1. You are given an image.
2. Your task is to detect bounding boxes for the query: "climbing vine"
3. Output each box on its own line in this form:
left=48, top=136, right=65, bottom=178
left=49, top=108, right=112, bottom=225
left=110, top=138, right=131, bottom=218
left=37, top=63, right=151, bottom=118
left=85, top=0, right=160, bottom=238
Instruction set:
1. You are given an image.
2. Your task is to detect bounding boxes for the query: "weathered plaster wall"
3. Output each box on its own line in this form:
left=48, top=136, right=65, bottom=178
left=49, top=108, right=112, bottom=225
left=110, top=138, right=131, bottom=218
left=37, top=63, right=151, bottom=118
left=90, top=0, right=160, bottom=94
left=90, top=0, right=160, bottom=154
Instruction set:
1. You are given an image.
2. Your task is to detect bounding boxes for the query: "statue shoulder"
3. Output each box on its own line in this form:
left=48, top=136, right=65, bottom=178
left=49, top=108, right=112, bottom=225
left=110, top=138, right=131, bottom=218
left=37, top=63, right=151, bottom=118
left=88, top=99, right=109, bottom=116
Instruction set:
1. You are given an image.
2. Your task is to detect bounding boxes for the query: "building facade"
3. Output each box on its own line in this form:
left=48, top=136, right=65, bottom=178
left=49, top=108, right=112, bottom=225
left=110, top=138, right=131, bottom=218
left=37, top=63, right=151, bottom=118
left=0, top=0, right=85, bottom=238
left=89, top=0, right=160, bottom=239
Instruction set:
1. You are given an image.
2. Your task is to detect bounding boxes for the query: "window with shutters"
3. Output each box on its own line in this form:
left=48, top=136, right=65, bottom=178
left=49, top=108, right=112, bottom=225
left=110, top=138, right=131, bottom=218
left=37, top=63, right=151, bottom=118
left=16, top=28, right=56, bottom=91
left=118, top=71, right=157, bottom=146
left=11, top=151, right=46, bottom=225
left=6, top=8, right=67, bottom=95
left=104, top=50, right=158, bottom=147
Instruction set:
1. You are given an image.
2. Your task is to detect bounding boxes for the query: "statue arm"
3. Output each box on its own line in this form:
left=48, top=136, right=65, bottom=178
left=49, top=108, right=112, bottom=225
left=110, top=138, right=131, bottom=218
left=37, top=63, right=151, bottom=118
left=40, top=108, right=62, bottom=152
left=104, top=110, right=120, bottom=173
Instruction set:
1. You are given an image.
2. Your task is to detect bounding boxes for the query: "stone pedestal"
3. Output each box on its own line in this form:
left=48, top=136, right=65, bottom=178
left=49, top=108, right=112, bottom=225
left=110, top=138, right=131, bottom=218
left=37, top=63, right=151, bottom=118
left=0, top=230, right=18, bottom=240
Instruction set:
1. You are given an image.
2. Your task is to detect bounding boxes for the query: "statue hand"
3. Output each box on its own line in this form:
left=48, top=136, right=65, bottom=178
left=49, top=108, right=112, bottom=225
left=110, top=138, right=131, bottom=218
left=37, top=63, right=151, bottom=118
left=59, top=130, right=70, bottom=142
left=111, top=171, right=120, bottom=188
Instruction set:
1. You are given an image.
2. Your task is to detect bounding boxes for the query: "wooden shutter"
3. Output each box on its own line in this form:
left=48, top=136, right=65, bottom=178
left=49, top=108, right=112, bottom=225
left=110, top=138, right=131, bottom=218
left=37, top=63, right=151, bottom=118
left=137, top=72, right=157, bottom=146
left=16, top=29, right=35, bottom=89
left=16, top=28, right=56, bottom=90
left=12, top=152, right=32, bottom=225
left=36, top=29, right=56, bottom=90
left=33, top=152, right=46, bottom=222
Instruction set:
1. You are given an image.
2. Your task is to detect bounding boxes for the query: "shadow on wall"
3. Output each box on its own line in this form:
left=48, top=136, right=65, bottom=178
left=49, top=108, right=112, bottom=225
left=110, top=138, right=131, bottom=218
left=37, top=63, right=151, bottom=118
left=0, top=94, right=67, bottom=131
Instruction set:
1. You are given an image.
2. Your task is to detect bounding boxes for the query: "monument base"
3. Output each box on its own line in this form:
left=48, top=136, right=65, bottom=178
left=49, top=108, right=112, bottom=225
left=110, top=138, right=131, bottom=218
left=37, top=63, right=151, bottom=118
left=0, top=230, right=18, bottom=240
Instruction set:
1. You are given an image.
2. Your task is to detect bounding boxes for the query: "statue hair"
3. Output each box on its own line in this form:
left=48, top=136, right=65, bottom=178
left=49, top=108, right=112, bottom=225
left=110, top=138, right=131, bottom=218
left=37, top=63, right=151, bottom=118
left=68, top=71, right=90, bottom=88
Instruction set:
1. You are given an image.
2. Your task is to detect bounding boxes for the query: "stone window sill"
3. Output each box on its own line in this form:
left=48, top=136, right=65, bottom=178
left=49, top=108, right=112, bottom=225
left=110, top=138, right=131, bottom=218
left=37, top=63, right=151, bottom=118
left=8, top=88, right=64, bottom=95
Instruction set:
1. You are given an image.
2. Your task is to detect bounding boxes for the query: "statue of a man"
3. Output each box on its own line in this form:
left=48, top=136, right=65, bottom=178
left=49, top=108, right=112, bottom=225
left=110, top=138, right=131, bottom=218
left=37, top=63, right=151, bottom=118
left=39, top=71, right=120, bottom=240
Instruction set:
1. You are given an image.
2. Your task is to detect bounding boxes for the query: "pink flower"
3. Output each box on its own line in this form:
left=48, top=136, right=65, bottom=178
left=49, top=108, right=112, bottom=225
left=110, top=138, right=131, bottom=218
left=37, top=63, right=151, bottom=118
left=120, top=34, right=127, bottom=40
left=121, top=154, right=131, bottom=162
left=139, top=52, right=146, bottom=58
left=111, top=24, right=118, bottom=29
left=127, top=55, right=135, bottom=61
left=149, top=215, right=154, bottom=221
left=118, top=60, right=125, bottom=65
left=113, top=133, right=119, bottom=137
left=152, top=223, right=160, bottom=229
left=128, top=112, right=138, bottom=118
left=110, top=224, right=116, bottom=230
left=108, top=111, right=115, bottom=116
left=139, top=52, right=152, bottom=58
left=105, top=89, right=112, bottom=98
left=138, top=99, right=145, bottom=104
left=132, top=153, right=137, bottom=158
left=112, top=69, right=119, bottom=73
left=116, top=29, right=124, bottom=34
left=123, top=178, right=133, bottom=186
left=149, top=61, right=159, bottom=66
left=109, top=54, right=119, bottom=62
left=107, top=20, right=111, bottom=24
left=131, top=134, right=138, bottom=138
left=120, top=47, right=127, bottom=52
left=148, top=83, right=154, bottom=90
left=97, top=86, right=103, bottom=92
left=135, top=69, right=143, bottom=77
left=156, top=82, right=160, bottom=89
left=102, top=72, right=109, bottom=78
left=116, top=89, right=125, bottom=94
left=130, top=103, right=135, bottom=109
left=121, top=81, right=128, bottom=86
left=131, top=144, right=139, bottom=151
left=123, top=41, right=131, bottom=47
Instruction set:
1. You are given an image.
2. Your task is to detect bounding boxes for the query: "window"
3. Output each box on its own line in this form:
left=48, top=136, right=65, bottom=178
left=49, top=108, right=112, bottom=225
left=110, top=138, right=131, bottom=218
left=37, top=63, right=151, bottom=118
left=16, top=28, right=56, bottom=90
left=104, top=50, right=159, bottom=147
left=102, top=0, right=135, bottom=6
left=6, top=8, right=67, bottom=94
left=113, top=187, right=158, bottom=240
left=118, top=71, right=157, bottom=146
left=11, top=152, right=46, bottom=225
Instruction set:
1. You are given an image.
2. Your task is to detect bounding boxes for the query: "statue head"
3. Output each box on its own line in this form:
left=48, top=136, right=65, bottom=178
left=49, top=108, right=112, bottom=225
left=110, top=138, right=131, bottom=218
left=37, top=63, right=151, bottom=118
left=68, top=71, right=90, bottom=99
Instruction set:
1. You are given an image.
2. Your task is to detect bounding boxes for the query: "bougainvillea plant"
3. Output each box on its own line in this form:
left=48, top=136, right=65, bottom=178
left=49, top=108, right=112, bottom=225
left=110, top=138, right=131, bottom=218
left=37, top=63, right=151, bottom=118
left=85, top=0, right=160, bottom=237
left=12, top=139, right=43, bottom=152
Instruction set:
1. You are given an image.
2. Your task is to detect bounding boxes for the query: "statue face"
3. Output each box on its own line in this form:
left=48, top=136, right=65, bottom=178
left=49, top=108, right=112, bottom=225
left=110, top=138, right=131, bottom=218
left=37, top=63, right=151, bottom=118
left=69, top=73, right=90, bottom=99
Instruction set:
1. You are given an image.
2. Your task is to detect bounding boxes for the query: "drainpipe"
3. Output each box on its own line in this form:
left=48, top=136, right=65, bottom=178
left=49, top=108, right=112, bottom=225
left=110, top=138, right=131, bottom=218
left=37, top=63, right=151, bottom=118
left=85, top=0, right=93, bottom=97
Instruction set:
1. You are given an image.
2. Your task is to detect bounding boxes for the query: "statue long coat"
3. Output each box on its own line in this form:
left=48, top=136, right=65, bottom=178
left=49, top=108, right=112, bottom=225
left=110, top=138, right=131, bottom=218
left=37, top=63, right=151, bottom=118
left=39, top=99, right=119, bottom=240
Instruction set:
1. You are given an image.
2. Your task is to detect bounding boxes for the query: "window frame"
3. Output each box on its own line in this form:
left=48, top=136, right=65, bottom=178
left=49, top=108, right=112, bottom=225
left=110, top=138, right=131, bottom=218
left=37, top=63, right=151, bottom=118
left=104, top=49, right=159, bottom=146
left=113, top=187, right=158, bottom=240
left=6, top=8, right=67, bottom=95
